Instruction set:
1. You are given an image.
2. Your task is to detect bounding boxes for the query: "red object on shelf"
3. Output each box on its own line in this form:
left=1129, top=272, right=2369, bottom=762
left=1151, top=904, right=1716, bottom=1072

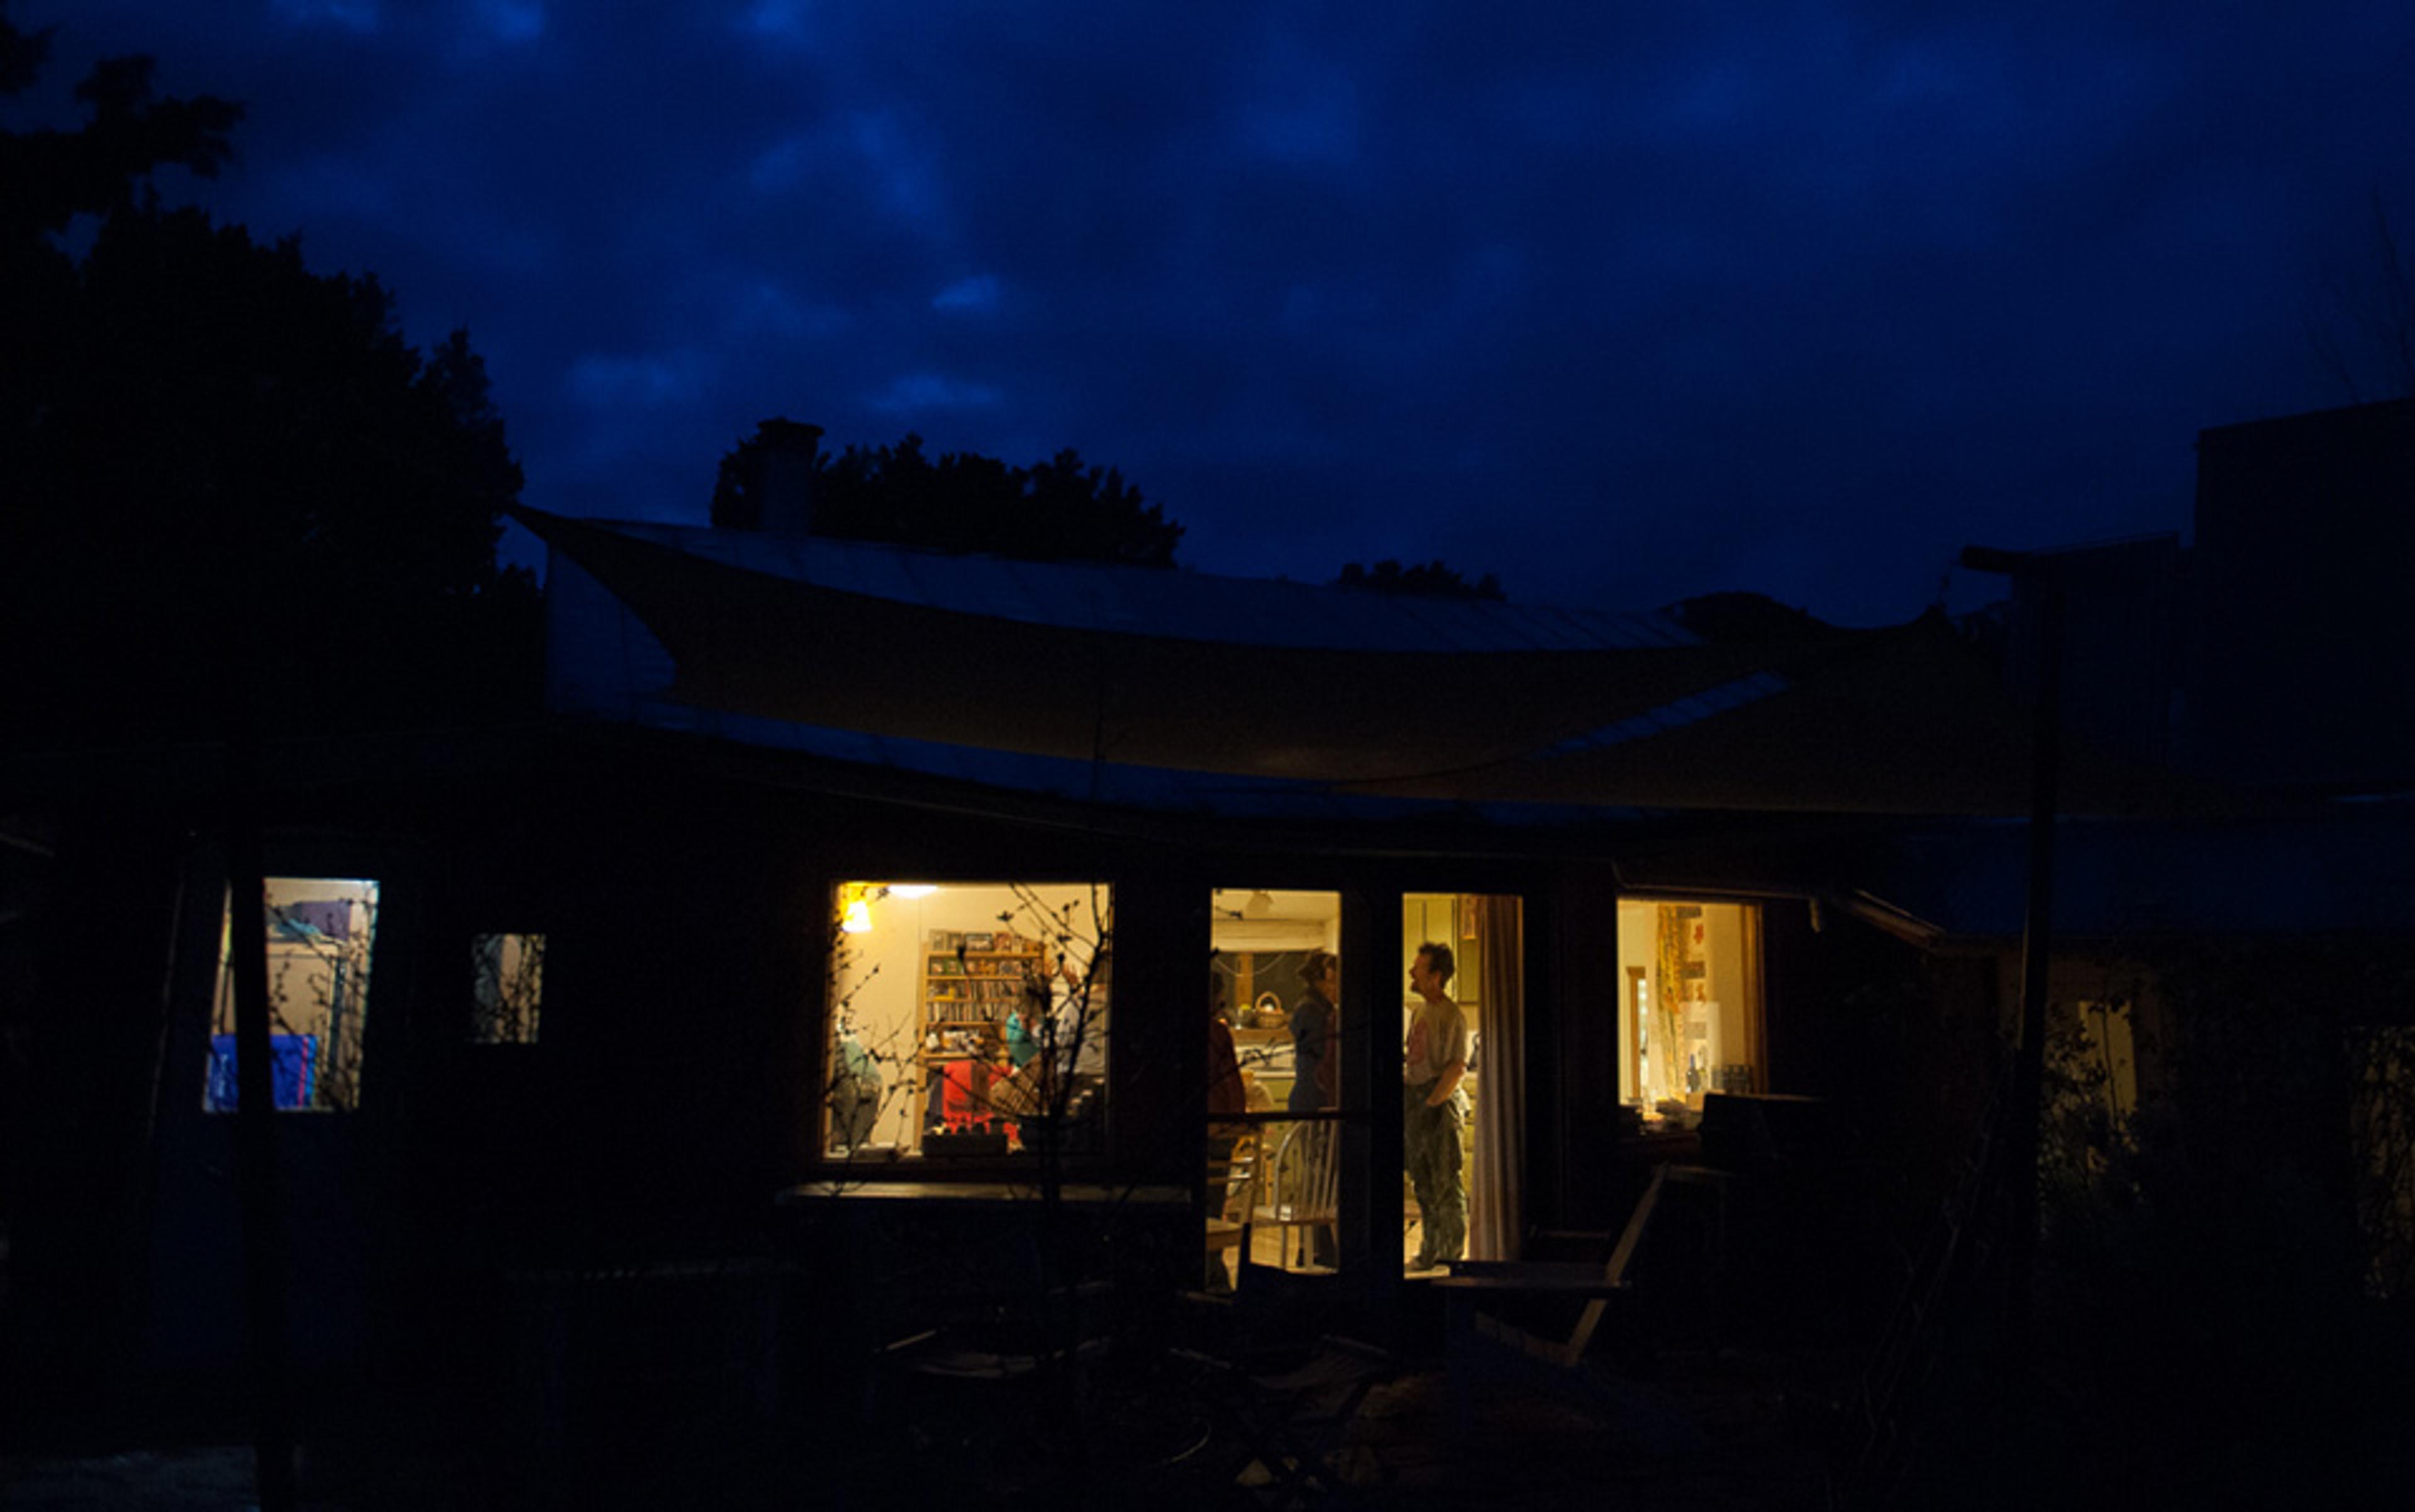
left=939, top=1060, right=989, bottom=1129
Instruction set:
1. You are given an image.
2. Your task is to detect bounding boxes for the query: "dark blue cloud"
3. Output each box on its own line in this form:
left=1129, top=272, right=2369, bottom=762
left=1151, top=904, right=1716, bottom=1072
left=24, top=1, right=2415, bottom=622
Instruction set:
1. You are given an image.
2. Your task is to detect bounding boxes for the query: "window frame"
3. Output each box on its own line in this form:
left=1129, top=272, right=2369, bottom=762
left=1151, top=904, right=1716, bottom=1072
left=818, top=877, right=1118, bottom=1177
left=1614, top=891, right=1770, bottom=1115
left=204, top=873, right=384, bottom=1115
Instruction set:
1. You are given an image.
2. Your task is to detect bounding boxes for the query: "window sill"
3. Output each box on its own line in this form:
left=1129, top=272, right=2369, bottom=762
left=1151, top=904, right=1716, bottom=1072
left=778, top=1179, right=1189, bottom=1208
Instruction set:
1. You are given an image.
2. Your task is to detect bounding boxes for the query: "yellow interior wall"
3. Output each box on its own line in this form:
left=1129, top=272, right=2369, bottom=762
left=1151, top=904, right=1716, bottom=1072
left=215, top=877, right=379, bottom=1041
left=1616, top=903, right=1652, bottom=1104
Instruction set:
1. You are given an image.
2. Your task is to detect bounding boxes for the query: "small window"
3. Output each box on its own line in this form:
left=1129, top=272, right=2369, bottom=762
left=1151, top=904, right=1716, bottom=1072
left=206, top=877, right=379, bottom=1113
left=825, top=882, right=1111, bottom=1162
left=472, top=933, right=547, bottom=1044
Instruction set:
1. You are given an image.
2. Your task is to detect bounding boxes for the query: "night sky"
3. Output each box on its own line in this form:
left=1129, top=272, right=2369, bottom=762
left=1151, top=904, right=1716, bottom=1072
left=21, top=2, right=2414, bottom=624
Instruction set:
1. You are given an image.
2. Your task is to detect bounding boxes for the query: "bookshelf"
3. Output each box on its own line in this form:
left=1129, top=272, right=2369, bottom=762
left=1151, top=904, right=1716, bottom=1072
left=916, top=929, right=1046, bottom=1138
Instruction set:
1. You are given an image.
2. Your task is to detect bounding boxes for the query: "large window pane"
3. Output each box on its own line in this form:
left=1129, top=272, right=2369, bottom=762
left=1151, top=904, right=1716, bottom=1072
left=825, top=882, right=1110, bottom=1162
left=1206, top=889, right=1341, bottom=1284
left=206, top=877, right=379, bottom=1113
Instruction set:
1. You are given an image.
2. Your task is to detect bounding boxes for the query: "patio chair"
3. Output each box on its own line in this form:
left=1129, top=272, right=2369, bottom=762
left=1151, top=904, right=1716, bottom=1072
left=1434, top=1162, right=1713, bottom=1454
left=1177, top=1334, right=1399, bottom=1508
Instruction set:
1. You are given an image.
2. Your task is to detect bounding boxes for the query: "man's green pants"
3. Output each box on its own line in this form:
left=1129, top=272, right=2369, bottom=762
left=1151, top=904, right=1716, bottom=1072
left=1405, top=1082, right=1464, bottom=1269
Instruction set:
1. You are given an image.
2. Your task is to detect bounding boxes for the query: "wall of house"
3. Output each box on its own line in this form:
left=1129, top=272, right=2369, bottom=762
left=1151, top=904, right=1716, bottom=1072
left=1706, top=904, right=1753, bottom=1089
left=45, top=729, right=1977, bottom=1418
left=142, top=837, right=408, bottom=1382
left=8, top=813, right=191, bottom=1407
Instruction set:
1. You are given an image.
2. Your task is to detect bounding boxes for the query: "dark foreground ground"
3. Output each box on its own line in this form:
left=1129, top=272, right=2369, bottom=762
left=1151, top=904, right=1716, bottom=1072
left=14, top=1315, right=2415, bottom=1512
left=13, top=1244, right=2412, bottom=1512
left=2, top=1342, right=1845, bottom=1511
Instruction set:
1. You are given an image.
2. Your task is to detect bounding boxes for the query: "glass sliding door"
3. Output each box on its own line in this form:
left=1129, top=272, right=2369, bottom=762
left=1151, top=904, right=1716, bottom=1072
left=1205, top=889, right=1341, bottom=1286
left=1401, top=894, right=1523, bottom=1274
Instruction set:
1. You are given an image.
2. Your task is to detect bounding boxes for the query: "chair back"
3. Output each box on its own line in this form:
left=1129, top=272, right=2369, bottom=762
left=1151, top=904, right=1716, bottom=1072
left=1254, top=1121, right=1341, bottom=1269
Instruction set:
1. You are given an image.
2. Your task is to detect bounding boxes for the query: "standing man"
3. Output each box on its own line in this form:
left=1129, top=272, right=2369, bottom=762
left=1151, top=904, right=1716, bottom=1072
left=1404, top=941, right=1467, bottom=1273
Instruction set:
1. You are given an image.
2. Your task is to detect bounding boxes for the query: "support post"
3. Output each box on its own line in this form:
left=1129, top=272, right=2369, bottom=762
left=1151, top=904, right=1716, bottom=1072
left=1959, top=543, right=2064, bottom=1494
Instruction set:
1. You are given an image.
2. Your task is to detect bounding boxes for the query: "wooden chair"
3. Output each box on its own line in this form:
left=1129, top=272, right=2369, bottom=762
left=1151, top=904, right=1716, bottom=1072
left=1248, top=1120, right=1339, bottom=1272
left=1434, top=1162, right=1715, bottom=1453
left=1205, top=1131, right=1257, bottom=1259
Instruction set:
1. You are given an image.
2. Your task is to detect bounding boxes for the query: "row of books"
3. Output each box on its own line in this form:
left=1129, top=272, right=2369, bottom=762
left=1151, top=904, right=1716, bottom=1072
left=928, top=957, right=1037, bottom=979
left=928, top=977, right=1028, bottom=1004
left=925, top=929, right=1040, bottom=952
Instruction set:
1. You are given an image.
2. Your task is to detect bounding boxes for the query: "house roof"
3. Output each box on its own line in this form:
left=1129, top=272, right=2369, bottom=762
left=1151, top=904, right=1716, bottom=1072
left=519, top=510, right=2203, bottom=823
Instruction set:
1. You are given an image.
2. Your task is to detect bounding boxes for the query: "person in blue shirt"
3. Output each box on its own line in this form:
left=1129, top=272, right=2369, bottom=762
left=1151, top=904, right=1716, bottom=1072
left=1004, top=974, right=1046, bottom=1070
left=1288, top=950, right=1340, bottom=1116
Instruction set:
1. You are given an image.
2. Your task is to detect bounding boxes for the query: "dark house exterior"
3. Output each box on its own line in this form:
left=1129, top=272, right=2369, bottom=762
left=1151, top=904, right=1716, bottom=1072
left=3, top=503, right=2143, bottom=1420
left=57, top=389, right=2415, bottom=1481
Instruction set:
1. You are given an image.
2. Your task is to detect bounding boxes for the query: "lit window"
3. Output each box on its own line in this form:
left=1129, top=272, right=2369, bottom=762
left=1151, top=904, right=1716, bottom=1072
left=1617, top=898, right=1764, bottom=1122
left=206, top=877, right=379, bottom=1113
left=825, top=882, right=1111, bottom=1162
left=472, top=933, right=547, bottom=1044
left=1206, top=889, right=1345, bottom=1283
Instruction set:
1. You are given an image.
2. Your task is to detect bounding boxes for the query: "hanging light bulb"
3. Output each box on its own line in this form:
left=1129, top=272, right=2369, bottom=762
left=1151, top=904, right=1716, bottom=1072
left=889, top=884, right=938, bottom=900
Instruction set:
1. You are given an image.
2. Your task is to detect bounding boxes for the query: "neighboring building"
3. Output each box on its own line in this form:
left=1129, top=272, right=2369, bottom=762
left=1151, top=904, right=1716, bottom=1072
left=1988, top=396, right=2415, bottom=792
left=1911, top=396, right=2415, bottom=1304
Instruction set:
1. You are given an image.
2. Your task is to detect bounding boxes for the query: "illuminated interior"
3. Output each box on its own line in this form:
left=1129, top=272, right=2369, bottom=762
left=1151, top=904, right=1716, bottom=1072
left=207, top=876, right=380, bottom=1113
left=1616, top=898, right=1764, bottom=1121
left=824, top=881, right=1112, bottom=1161
left=1400, top=894, right=1514, bottom=1273
left=1205, top=889, right=1343, bottom=1281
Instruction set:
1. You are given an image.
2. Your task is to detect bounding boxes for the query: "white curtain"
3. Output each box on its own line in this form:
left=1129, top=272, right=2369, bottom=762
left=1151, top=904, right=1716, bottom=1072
left=1468, top=896, right=1525, bottom=1261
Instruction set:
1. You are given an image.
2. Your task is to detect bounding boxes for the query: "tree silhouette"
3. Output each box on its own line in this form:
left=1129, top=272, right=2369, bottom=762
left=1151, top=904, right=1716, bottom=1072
left=711, top=418, right=1185, bottom=567
left=1333, top=557, right=1507, bottom=601
left=0, top=6, right=242, bottom=243
left=0, top=5, right=536, bottom=750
